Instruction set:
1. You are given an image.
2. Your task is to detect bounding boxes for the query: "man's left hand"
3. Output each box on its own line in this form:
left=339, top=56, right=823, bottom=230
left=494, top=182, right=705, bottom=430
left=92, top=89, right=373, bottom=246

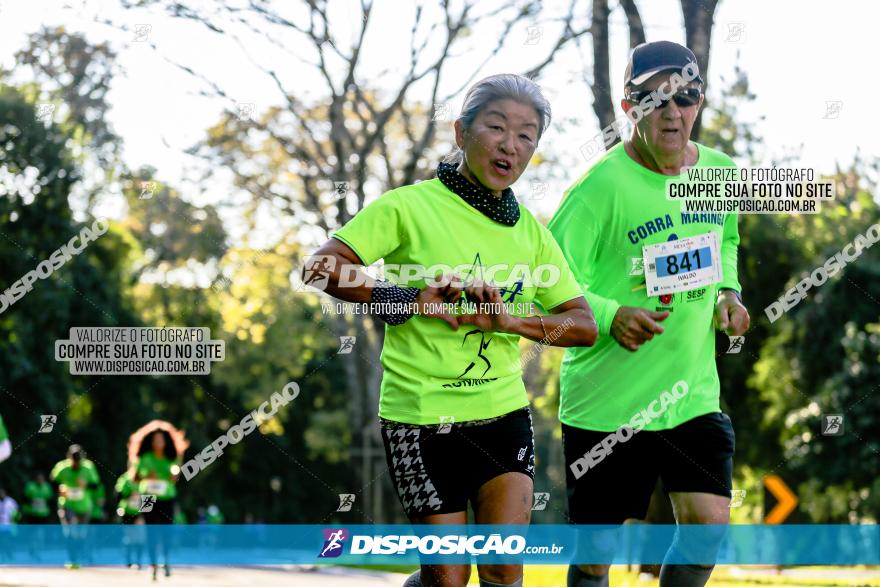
left=714, top=290, right=750, bottom=336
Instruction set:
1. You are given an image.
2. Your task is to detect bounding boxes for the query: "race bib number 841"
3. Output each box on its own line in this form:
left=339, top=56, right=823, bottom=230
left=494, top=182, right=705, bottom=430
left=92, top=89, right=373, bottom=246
left=643, top=232, right=722, bottom=296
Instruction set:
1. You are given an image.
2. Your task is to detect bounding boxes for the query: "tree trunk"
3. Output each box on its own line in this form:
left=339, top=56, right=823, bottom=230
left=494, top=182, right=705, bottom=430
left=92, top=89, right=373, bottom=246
left=620, top=0, right=646, bottom=47
left=681, top=0, right=720, bottom=139
left=590, top=0, right=617, bottom=144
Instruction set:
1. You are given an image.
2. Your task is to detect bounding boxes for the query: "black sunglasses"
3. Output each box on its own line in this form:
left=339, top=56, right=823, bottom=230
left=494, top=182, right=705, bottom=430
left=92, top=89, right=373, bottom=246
left=628, top=87, right=702, bottom=108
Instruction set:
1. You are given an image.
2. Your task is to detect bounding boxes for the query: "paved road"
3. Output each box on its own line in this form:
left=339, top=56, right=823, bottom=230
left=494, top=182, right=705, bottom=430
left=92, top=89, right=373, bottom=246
left=0, top=566, right=406, bottom=586
left=3, top=565, right=879, bottom=586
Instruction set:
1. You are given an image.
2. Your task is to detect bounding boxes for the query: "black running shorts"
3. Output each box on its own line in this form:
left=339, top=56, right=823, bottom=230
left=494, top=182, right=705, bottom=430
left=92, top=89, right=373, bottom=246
left=381, top=407, right=535, bottom=518
left=563, top=412, right=735, bottom=524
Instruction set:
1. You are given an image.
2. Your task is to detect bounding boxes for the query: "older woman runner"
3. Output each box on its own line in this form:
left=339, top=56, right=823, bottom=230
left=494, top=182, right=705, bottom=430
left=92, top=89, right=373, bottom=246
left=306, top=74, right=597, bottom=587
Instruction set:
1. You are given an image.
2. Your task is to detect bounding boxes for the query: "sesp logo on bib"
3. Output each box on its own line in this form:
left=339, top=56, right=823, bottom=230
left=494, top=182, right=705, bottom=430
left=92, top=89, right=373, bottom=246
left=686, top=287, right=708, bottom=302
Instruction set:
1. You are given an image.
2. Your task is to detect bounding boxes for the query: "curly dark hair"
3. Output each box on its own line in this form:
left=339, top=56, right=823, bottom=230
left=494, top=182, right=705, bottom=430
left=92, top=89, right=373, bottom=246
left=137, top=428, right=177, bottom=460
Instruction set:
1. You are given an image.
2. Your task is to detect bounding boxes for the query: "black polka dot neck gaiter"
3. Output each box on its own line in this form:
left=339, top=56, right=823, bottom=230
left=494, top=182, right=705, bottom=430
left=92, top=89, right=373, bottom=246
left=436, top=162, right=520, bottom=226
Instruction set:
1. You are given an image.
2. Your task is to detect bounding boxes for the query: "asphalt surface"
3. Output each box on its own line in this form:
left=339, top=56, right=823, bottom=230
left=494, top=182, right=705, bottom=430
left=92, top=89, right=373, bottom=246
left=0, top=565, right=406, bottom=586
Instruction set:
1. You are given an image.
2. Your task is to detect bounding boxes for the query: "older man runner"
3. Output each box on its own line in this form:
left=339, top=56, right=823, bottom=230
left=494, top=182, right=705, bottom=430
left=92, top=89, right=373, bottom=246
left=549, top=41, right=750, bottom=587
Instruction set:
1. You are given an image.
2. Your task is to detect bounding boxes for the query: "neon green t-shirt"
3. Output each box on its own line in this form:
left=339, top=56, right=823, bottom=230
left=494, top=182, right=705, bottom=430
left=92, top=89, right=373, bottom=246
left=114, top=472, right=141, bottom=516
left=50, top=458, right=99, bottom=514
left=333, top=177, right=583, bottom=425
left=23, top=481, right=53, bottom=517
left=90, top=480, right=105, bottom=519
left=0, top=414, right=8, bottom=443
left=135, top=452, right=178, bottom=500
left=548, top=142, right=741, bottom=432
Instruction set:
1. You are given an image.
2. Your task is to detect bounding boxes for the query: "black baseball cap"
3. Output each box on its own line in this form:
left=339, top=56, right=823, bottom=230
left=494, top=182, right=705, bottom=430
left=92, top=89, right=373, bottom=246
left=624, top=41, right=704, bottom=88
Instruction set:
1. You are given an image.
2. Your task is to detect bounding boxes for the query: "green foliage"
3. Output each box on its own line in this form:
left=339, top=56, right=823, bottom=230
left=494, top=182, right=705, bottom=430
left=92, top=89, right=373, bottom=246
left=0, top=50, right=356, bottom=522
left=703, top=78, right=880, bottom=520
left=0, top=84, right=139, bottom=496
left=12, top=26, right=121, bottom=160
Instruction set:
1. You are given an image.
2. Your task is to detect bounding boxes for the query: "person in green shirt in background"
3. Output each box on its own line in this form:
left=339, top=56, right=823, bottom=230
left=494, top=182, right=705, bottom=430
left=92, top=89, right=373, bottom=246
left=132, top=427, right=183, bottom=580
left=307, top=73, right=597, bottom=587
left=0, top=487, right=19, bottom=562
left=114, top=471, right=142, bottom=524
left=133, top=430, right=181, bottom=518
left=0, top=413, right=11, bottom=464
left=172, top=503, right=186, bottom=525
left=89, top=477, right=106, bottom=523
left=50, top=444, right=99, bottom=524
left=549, top=41, right=750, bottom=587
left=115, top=471, right=146, bottom=568
left=50, top=444, right=100, bottom=568
left=21, top=473, right=53, bottom=562
left=22, top=474, right=53, bottom=523
left=204, top=504, right=224, bottom=525
left=0, top=488, right=19, bottom=525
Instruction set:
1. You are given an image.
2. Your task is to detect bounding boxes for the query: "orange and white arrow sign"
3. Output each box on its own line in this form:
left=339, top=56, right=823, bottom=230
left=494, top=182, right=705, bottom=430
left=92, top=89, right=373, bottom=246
left=763, top=474, right=798, bottom=524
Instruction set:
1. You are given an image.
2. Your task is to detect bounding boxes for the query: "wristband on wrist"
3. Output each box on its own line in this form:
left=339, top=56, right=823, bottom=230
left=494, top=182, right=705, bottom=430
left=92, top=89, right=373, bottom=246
left=718, top=288, right=743, bottom=303
left=370, top=280, right=420, bottom=325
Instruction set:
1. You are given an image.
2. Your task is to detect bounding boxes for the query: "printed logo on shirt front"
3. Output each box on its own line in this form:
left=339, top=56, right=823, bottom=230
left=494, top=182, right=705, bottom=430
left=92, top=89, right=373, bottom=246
left=680, top=212, right=725, bottom=228
left=656, top=293, right=676, bottom=312
left=449, top=252, right=494, bottom=384
left=654, top=233, right=680, bottom=310
left=461, top=252, right=486, bottom=284
left=457, top=330, right=493, bottom=379
left=500, top=279, right=525, bottom=303
left=686, top=287, right=708, bottom=302
left=654, top=293, right=684, bottom=312
left=626, top=214, right=675, bottom=244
